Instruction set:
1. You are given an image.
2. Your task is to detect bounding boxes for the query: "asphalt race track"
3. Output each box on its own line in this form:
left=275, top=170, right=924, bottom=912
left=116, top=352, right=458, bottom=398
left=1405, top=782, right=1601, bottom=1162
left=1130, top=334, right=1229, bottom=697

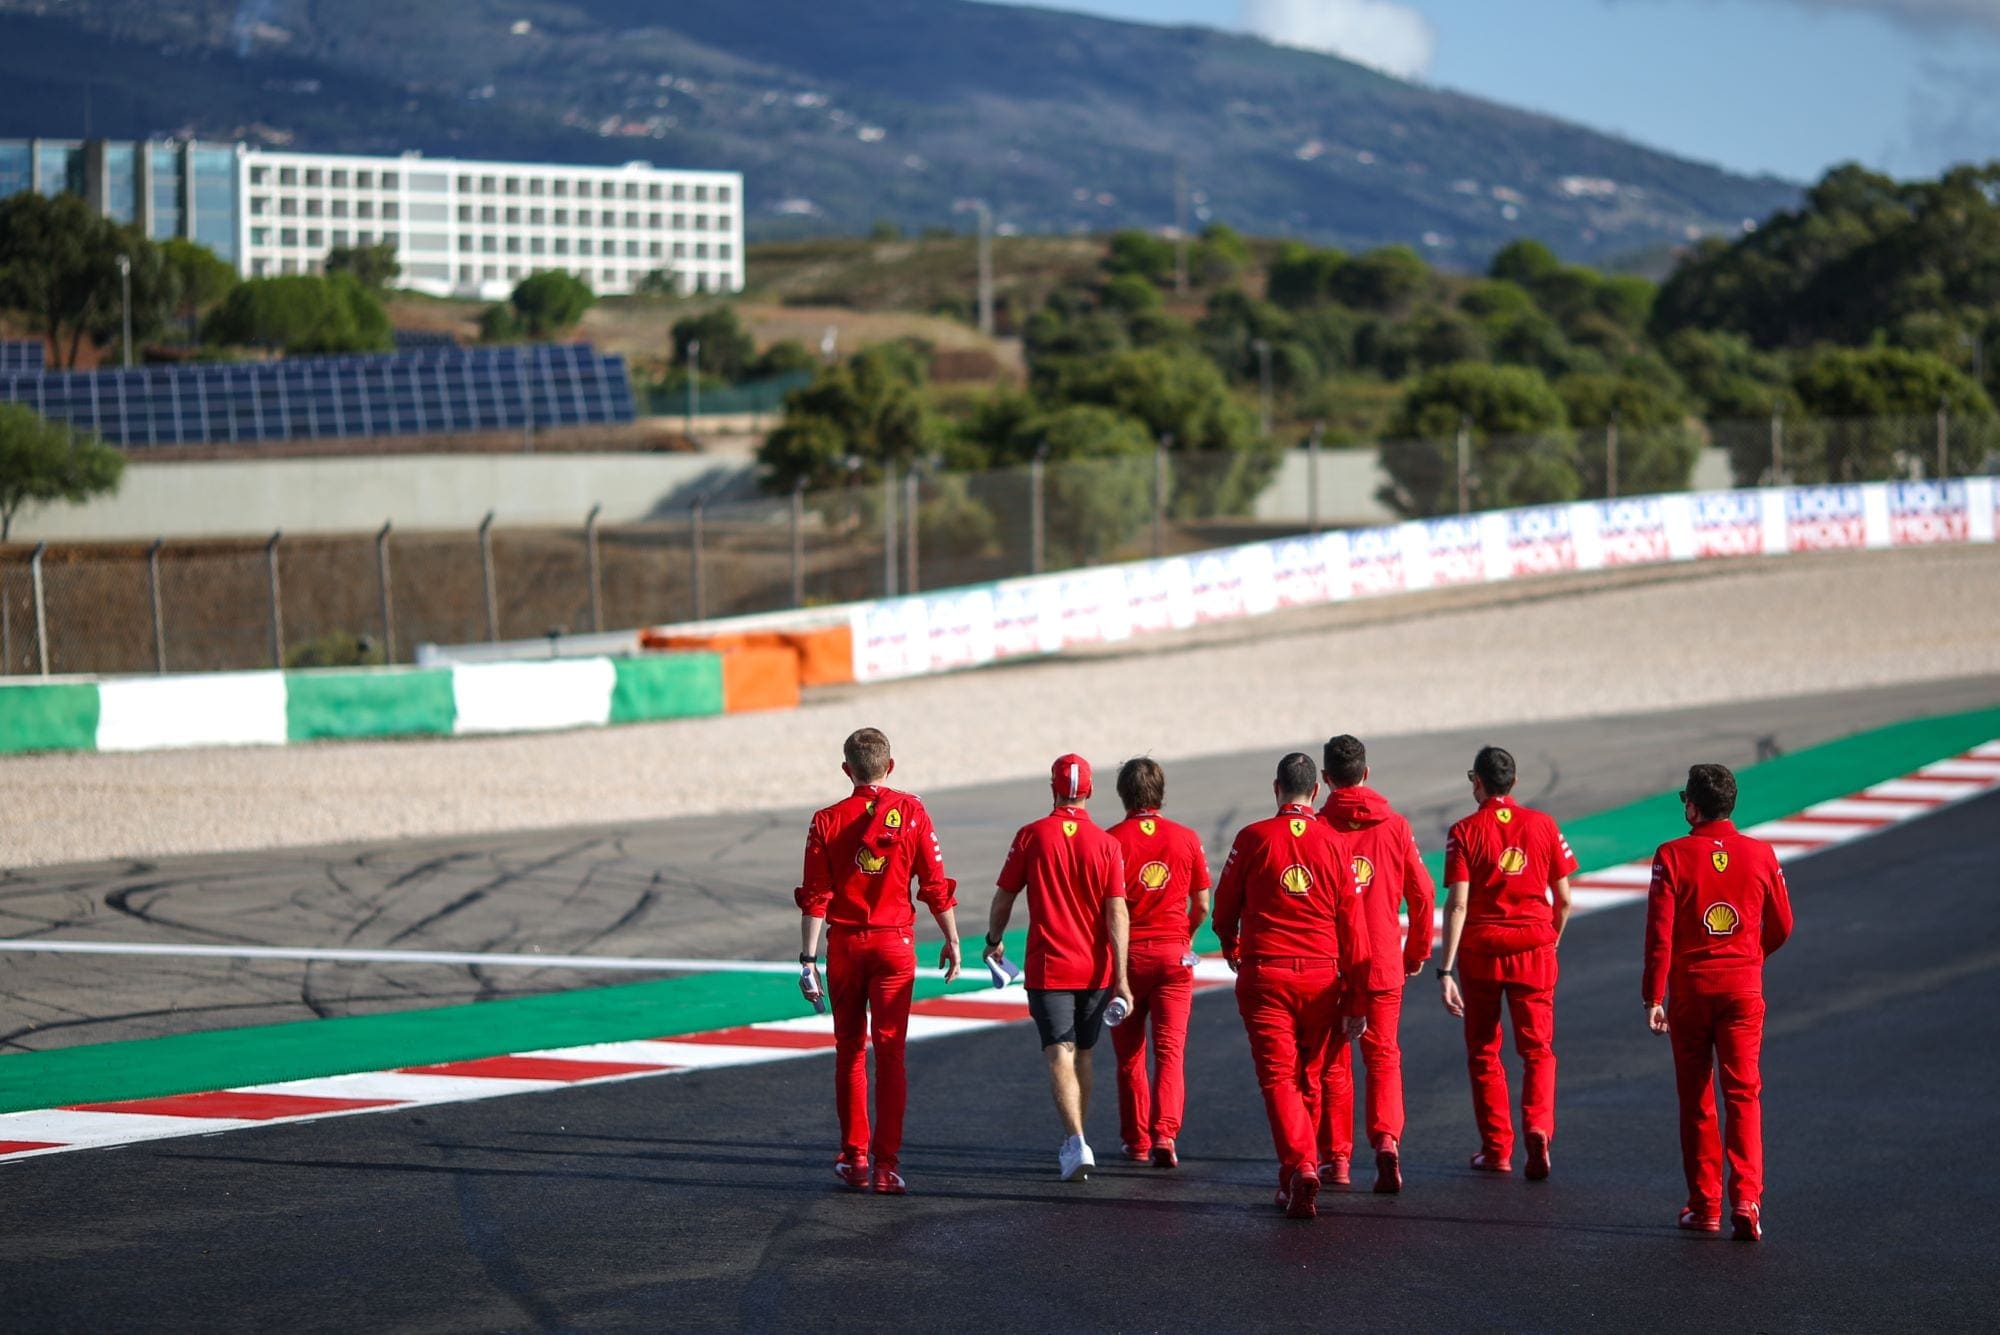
left=2, top=673, right=1998, bottom=1052
left=1, top=680, right=1998, bottom=1330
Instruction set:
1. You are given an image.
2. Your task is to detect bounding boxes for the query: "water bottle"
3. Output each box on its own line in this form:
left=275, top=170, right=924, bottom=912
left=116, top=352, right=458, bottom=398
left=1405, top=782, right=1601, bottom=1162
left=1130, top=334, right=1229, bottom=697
left=986, top=953, right=1022, bottom=989
left=799, top=962, right=826, bottom=1015
left=1105, top=995, right=1131, bottom=1027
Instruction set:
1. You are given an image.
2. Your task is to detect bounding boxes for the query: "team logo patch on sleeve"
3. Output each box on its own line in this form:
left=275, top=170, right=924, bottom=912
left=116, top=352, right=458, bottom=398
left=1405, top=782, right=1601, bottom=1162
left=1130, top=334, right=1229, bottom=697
left=1702, top=902, right=1740, bottom=936
left=1062, top=821, right=1079, bottom=837
left=1279, top=865, right=1314, bottom=896
left=1289, top=818, right=1309, bottom=837
left=1711, top=851, right=1730, bottom=873
left=884, top=808, right=902, bottom=829
left=1498, top=847, right=1527, bottom=874
left=1351, top=855, right=1375, bottom=887
left=1496, top=808, right=1513, bottom=825
left=855, top=847, right=888, bottom=875
left=1139, top=860, right=1171, bottom=891
left=1140, top=818, right=1157, bottom=836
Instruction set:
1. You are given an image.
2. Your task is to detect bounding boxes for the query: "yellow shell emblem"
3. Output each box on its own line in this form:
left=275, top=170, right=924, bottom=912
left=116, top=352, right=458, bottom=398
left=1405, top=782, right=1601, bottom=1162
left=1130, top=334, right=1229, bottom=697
left=1289, top=818, right=1309, bottom=837
left=1062, top=821, right=1079, bottom=837
left=884, top=808, right=902, bottom=829
left=1497, top=847, right=1527, bottom=874
left=1138, top=860, right=1171, bottom=891
left=1140, top=819, right=1157, bottom=836
left=1279, top=864, right=1314, bottom=896
left=855, top=846, right=888, bottom=875
left=1702, top=902, right=1740, bottom=936
left=1496, top=808, right=1513, bottom=824
left=1351, top=855, right=1375, bottom=887
left=1711, top=850, right=1729, bottom=873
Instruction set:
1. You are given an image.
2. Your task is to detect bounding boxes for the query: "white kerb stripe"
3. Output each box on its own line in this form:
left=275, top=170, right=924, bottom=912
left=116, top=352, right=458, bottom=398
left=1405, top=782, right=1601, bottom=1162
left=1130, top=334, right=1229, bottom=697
left=1745, top=820, right=1885, bottom=842
left=235, top=1073, right=559, bottom=1103
left=1573, top=863, right=1654, bottom=887
left=618, top=1041, right=818, bottom=1069
left=1917, top=758, right=2000, bottom=780
left=452, top=658, right=617, bottom=735
left=1802, top=798, right=1931, bottom=822
left=903, top=1014, right=1001, bottom=1039
left=512, top=1041, right=693, bottom=1067
left=1865, top=777, right=1989, bottom=801
left=96, top=672, right=288, bottom=751
left=1972, top=741, right=2000, bottom=759
left=0, top=1109, right=256, bottom=1145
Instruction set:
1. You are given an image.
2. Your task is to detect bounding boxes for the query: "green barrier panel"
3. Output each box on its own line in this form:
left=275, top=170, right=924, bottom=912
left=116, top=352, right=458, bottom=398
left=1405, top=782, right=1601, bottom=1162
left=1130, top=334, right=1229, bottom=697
left=0, top=682, right=101, bottom=754
left=610, top=653, right=725, bottom=724
left=285, top=667, right=457, bottom=742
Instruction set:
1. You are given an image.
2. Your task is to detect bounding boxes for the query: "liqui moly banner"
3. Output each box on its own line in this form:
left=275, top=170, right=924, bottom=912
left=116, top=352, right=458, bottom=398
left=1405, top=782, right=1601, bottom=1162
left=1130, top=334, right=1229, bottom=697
left=1885, top=481, right=1969, bottom=547
left=1505, top=505, right=1579, bottom=577
left=1787, top=485, right=1869, bottom=552
left=1347, top=525, right=1407, bottom=597
left=1419, top=515, right=1489, bottom=588
left=1688, top=490, right=1768, bottom=558
left=1589, top=497, right=1673, bottom=566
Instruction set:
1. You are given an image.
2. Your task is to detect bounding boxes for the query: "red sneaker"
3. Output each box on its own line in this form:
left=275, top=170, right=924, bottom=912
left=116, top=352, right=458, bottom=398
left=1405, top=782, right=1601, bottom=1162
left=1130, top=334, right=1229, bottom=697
left=1150, top=1141, right=1179, bottom=1169
left=1316, top=1155, right=1351, bottom=1187
left=1373, top=1142, right=1402, bottom=1194
left=834, top=1158, right=870, bottom=1191
left=1121, top=1142, right=1151, bottom=1162
left=1731, top=1203, right=1762, bottom=1242
left=1469, top=1151, right=1512, bottom=1173
left=1679, top=1207, right=1721, bottom=1233
left=871, top=1165, right=906, bottom=1196
left=1525, top=1131, right=1551, bottom=1181
left=1285, top=1167, right=1322, bottom=1219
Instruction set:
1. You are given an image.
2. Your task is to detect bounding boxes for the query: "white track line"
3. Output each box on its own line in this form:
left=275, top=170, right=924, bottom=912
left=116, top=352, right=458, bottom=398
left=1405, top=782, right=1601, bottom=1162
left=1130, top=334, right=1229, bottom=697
left=0, top=941, right=801, bottom=975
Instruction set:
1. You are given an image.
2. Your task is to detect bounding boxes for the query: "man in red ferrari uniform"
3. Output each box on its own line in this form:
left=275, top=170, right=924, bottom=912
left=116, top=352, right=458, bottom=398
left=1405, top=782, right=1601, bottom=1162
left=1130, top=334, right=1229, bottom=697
left=1105, top=757, right=1211, bottom=1169
left=1438, top=745, right=1577, bottom=1181
left=1644, top=762, right=1794, bottom=1242
left=1312, top=734, right=1435, bottom=1194
left=983, top=754, right=1132, bottom=1182
left=794, top=727, right=961, bottom=1195
left=1214, top=752, right=1372, bottom=1220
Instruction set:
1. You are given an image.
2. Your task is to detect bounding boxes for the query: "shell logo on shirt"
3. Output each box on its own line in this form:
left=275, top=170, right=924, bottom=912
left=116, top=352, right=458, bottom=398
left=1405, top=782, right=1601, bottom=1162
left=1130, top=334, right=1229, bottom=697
left=1138, top=860, right=1171, bottom=891
left=884, top=809, right=902, bottom=829
left=1702, top=902, right=1740, bottom=936
left=1062, top=821, right=1079, bottom=837
left=1279, top=864, right=1314, bottom=896
left=1497, top=847, right=1528, bottom=874
left=855, top=847, right=888, bottom=875
left=1352, top=855, right=1375, bottom=887
left=1289, top=818, right=1309, bottom=837
left=1711, top=850, right=1730, bottom=873
left=1140, top=819, right=1157, bottom=836
left=1496, top=808, right=1513, bottom=824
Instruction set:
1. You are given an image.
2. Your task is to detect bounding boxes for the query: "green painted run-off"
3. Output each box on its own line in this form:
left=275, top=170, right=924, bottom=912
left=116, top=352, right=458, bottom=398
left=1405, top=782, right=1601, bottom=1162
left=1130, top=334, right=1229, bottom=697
left=2, top=703, right=1996, bottom=1115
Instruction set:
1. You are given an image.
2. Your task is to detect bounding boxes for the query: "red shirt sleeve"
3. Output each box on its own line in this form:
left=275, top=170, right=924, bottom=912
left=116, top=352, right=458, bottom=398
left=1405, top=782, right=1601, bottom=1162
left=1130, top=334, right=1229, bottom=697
left=794, top=813, right=833, bottom=919
left=996, top=827, right=1029, bottom=895
left=1332, top=850, right=1371, bottom=1016
left=1212, top=830, right=1248, bottom=957
left=1762, top=861, right=1794, bottom=956
left=1400, top=816, right=1435, bottom=970
left=1190, top=832, right=1213, bottom=892
left=909, top=802, right=958, bottom=917
left=1550, top=819, right=1580, bottom=880
left=1103, top=839, right=1127, bottom=900
left=1642, top=849, right=1675, bottom=1006
left=1443, top=821, right=1470, bottom=884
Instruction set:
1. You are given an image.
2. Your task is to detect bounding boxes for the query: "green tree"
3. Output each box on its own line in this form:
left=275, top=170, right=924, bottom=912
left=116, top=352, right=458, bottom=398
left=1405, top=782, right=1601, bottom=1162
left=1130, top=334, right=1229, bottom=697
left=1381, top=362, right=1577, bottom=517
left=201, top=273, right=392, bottom=354
left=1489, top=238, right=1562, bottom=290
left=1784, top=346, right=1995, bottom=481
left=1059, top=346, right=1274, bottom=515
left=0, top=405, right=124, bottom=540
left=323, top=241, right=401, bottom=291
left=1101, top=274, right=1164, bottom=316
left=758, top=345, right=933, bottom=491
left=1330, top=245, right=1429, bottom=313
left=160, top=239, right=237, bottom=337
left=1191, top=223, right=1249, bottom=286
left=1104, top=230, right=1176, bottom=285
left=510, top=270, right=595, bottom=339
left=1555, top=372, right=1699, bottom=497
left=1266, top=244, right=1347, bottom=310
left=671, top=305, right=757, bottom=380
left=0, top=193, right=173, bottom=367
left=1008, top=403, right=1155, bottom=565
left=750, top=339, right=819, bottom=378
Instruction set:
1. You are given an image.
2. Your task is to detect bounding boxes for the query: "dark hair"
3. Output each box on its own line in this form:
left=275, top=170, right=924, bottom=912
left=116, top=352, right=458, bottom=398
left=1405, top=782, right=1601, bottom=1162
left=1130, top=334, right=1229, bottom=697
left=1683, top=763, right=1737, bottom=821
left=1276, top=752, right=1319, bottom=802
left=1322, top=734, right=1367, bottom=788
left=843, top=727, right=892, bottom=782
left=1117, top=757, right=1165, bottom=813
left=1473, top=745, right=1516, bottom=795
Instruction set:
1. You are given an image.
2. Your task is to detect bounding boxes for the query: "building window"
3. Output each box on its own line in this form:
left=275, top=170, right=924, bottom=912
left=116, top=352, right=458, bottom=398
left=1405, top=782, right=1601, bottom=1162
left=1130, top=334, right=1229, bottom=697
left=411, top=201, right=450, bottom=222
left=602, top=268, right=618, bottom=284
left=357, top=230, right=375, bottom=246
left=505, top=207, right=521, bottom=225
left=250, top=166, right=270, bottom=186
left=528, top=207, right=545, bottom=225
left=332, top=229, right=350, bottom=247
left=672, top=242, right=686, bottom=259
left=600, top=209, right=616, bottom=227
left=480, top=175, right=497, bottom=194
left=305, top=199, right=324, bottom=217
left=356, top=200, right=374, bottom=219
left=410, top=172, right=449, bottom=193
left=458, top=205, right=473, bottom=223
left=505, top=237, right=521, bottom=254
left=480, top=236, right=497, bottom=253
left=622, top=240, right=637, bottom=257
left=458, top=235, right=475, bottom=252
left=647, top=212, right=662, bottom=228
left=528, top=178, right=545, bottom=196
left=278, top=198, right=298, bottom=216
left=507, top=265, right=522, bottom=280
left=280, top=227, right=299, bottom=245
left=648, top=241, right=663, bottom=258
left=694, top=272, right=708, bottom=292
left=553, top=238, right=570, bottom=256
left=621, top=211, right=637, bottom=228
left=250, top=196, right=271, bottom=216
left=693, top=214, right=707, bottom=231
left=382, top=201, right=400, bottom=220
left=718, top=184, right=733, bottom=203
left=251, top=226, right=271, bottom=245
left=623, top=182, right=639, bottom=200
left=481, top=206, right=497, bottom=224
left=717, top=213, right=732, bottom=231
left=575, top=180, right=592, bottom=199
left=504, top=177, right=521, bottom=195
left=457, top=175, right=473, bottom=192
left=357, top=170, right=374, bottom=189
left=647, top=183, right=663, bottom=201
left=695, top=242, right=709, bottom=259
left=530, top=237, right=546, bottom=255
left=719, top=243, right=733, bottom=260
left=331, top=200, right=349, bottom=218
left=695, top=184, right=709, bottom=202
left=281, top=258, right=299, bottom=275
left=482, top=264, right=498, bottom=281
left=552, top=208, right=569, bottom=226
left=304, top=168, right=322, bottom=187
left=306, top=229, right=324, bottom=246
left=279, top=167, right=298, bottom=186
left=459, top=263, right=474, bottom=281
left=579, top=238, right=593, bottom=256
left=552, top=180, right=569, bottom=198
left=671, top=183, right=686, bottom=201
left=381, top=171, right=399, bottom=189
left=252, top=258, right=270, bottom=277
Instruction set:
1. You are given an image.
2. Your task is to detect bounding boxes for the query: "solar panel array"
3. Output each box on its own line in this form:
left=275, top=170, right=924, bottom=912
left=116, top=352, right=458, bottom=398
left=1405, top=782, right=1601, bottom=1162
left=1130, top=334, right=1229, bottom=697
left=0, top=339, right=46, bottom=372
left=0, top=343, right=635, bottom=448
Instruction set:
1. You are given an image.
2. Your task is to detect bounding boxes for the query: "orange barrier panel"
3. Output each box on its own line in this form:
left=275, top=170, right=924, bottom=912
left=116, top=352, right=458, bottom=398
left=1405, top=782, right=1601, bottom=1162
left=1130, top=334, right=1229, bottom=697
left=720, top=646, right=801, bottom=713
left=640, top=625, right=855, bottom=689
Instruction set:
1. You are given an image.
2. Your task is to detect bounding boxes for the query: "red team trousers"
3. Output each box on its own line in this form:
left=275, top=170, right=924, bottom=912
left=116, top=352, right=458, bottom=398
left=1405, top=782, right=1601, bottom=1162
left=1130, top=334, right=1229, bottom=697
left=1317, top=987, right=1405, bottom=1161
left=827, top=926, right=916, bottom=1169
left=1112, top=939, right=1195, bottom=1153
left=1235, top=958, right=1340, bottom=1178
left=1462, top=946, right=1557, bottom=1160
left=1669, top=990, right=1766, bottom=1211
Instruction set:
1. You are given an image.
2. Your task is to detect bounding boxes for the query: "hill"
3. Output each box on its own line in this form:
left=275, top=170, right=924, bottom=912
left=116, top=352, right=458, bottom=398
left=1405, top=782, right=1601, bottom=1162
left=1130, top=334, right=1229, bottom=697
left=0, top=0, right=1796, bottom=265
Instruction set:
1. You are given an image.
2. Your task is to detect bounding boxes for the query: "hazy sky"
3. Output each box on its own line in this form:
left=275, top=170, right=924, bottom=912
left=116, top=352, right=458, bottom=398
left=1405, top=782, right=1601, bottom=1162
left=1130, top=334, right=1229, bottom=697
left=1004, top=0, right=2000, bottom=183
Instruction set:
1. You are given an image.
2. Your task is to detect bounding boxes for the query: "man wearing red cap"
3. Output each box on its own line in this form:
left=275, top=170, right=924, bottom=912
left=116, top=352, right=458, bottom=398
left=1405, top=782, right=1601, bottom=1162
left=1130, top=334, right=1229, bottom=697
left=1644, top=762, right=1793, bottom=1242
left=983, top=753, right=1132, bottom=1182
left=1313, top=734, right=1435, bottom=1194
left=1438, top=745, right=1577, bottom=1181
left=1105, top=757, right=1211, bottom=1169
left=795, top=727, right=961, bottom=1195
left=1214, top=752, right=1372, bottom=1220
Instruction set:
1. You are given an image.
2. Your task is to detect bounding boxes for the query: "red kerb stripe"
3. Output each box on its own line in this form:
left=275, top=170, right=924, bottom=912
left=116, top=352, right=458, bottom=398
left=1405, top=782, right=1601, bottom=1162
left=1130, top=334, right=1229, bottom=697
left=670, top=1026, right=839, bottom=1050
left=0, top=1140, right=62, bottom=1155
left=400, top=1056, right=670, bottom=1082
left=909, top=998, right=1033, bottom=1021
left=67, top=1091, right=400, bottom=1121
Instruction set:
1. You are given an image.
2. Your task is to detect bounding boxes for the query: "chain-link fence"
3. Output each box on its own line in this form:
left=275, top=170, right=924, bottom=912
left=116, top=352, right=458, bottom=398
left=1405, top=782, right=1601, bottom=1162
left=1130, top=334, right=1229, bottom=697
left=3, top=414, right=1994, bottom=678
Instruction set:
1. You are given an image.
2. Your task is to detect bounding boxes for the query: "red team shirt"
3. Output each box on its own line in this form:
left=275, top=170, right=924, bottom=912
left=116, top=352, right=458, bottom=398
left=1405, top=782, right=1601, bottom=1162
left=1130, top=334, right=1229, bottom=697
left=1213, top=803, right=1372, bottom=1007
left=795, top=785, right=957, bottom=927
left=1643, top=819, right=1795, bottom=1005
left=1444, top=794, right=1579, bottom=963
left=1319, top=786, right=1436, bottom=991
left=996, top=806, right=1127, bottom=990
left=1106, top=811, right=1211, bottom=945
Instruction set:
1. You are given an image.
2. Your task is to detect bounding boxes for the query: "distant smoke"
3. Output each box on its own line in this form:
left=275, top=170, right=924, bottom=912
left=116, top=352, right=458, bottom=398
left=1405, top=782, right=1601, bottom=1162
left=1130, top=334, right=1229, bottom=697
left=232, top=0, right=283, bottom=58
left=1241, top=0, right=1438, bottom=80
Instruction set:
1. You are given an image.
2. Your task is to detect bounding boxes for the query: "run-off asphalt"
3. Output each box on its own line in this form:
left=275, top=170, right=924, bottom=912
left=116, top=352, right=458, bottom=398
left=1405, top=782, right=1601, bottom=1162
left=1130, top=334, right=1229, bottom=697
left=1, top=792, right=1995, bottom=1332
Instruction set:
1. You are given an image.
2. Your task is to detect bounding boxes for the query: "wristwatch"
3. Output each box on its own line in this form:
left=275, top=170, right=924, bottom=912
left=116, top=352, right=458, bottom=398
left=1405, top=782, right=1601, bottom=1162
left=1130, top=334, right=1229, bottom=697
left=1437, top=967, right=1456, bottom=979
left=798, top=953, right=817, bottom=966
left=984, top=931, right=1004, bottom=950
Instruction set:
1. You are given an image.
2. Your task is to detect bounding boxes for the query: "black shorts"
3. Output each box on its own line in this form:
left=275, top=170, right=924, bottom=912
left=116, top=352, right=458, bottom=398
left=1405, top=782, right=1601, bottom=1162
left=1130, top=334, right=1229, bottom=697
left=1027, top=987, right=1111, bottom=1050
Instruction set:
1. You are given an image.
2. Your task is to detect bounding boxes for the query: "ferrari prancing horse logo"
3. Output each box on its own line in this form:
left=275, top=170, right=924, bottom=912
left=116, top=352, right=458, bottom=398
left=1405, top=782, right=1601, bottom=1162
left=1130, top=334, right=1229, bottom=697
left=884, top=808, right=902, bottom=829
left=1289, top=818, right=1309, bottom=837
left=1062, top=821, right=1079, bottom=837
left=1140, top=819, right=1157, bottom=836
left=1496, top=808, right=1513, bottom=824
left=1711, top=850, right=1729, bottom=873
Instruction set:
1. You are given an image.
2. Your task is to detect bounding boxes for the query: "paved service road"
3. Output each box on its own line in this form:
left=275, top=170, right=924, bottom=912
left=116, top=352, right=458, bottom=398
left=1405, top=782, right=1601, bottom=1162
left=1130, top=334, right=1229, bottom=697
left=1, top=674, right=1996, bottom=1051
left=1, top=787, right=1995, bottom=1330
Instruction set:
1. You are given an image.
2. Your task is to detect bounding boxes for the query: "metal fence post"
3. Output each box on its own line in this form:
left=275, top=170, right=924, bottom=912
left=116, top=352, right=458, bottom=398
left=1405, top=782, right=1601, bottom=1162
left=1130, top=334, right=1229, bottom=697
left=690, top=496, right=707, bottom=623
left=1937, top=398, right=1950, bottom=479
left=904, top=467, right=921, bottom=595
left=1455, top=415, right=1471, bottom=515
left=1606, top=414, right=1620, bottom=500
left=264, top=531, right=284, bottom=669
left=584, top=504, right=603, bottom=634
left=1030, top=446, right=1048, bottom=576
left=1770, top=403, right=1785, bottom=485
left=789, top=480, right=806, bottom=609
left=375, top=522, right=395, bottom=663
left=1152, top=435, right=1169, bottom=557
left=1306, top=422, right=1323, bottom=535
left=29, top=541, right=48, bottom=677
left=881, top=468, right=898, bottom=598
left=478, top=511, right=498, bottom=643
left=147, top=538, right=166, bottom=673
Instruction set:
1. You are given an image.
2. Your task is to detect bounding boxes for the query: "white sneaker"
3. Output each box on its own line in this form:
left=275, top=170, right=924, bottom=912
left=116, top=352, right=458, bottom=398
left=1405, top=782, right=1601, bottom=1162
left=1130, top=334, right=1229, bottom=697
left=1059, top=1135, right=1094, bottom=1181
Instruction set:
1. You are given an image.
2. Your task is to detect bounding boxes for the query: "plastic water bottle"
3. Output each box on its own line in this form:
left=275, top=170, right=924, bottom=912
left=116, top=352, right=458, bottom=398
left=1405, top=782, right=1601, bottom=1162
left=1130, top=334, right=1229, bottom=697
left=1105, top=996, right=1131, bottom=1027
left=799, top=963, right=826, bottom=1015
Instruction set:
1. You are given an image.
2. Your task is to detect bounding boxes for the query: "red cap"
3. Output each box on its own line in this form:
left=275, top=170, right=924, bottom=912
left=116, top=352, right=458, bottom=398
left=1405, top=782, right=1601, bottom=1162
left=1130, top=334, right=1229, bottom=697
left=1051, top=753, right=1092, bottom=802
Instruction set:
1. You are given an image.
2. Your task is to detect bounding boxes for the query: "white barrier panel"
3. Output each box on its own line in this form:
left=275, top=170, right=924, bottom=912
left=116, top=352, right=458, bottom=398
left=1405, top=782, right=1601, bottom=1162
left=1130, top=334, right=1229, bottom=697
left=451, top=659, right=616, bottom=735
left=1968, top=478, right=1998, bottom=543
left=97, top=672, right=289, bottom=751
